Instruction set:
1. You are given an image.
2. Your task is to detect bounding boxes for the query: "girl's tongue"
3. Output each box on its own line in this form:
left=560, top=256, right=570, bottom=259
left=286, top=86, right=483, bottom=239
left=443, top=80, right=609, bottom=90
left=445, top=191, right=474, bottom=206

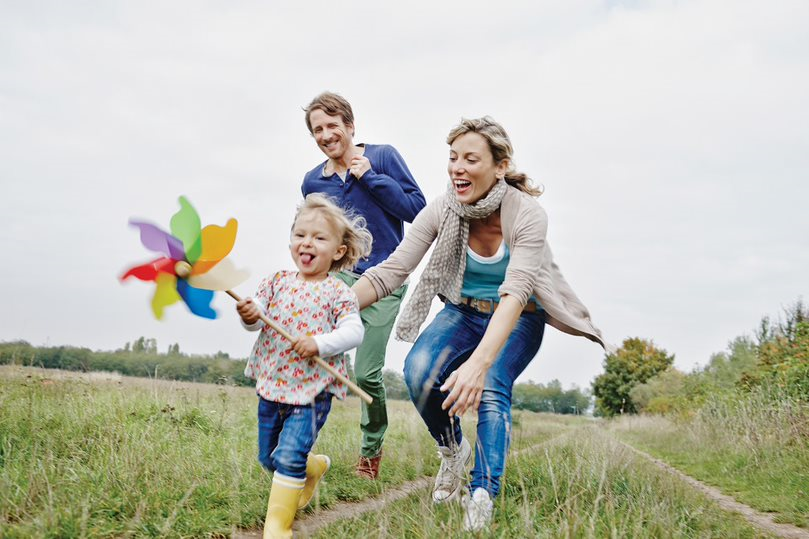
left=300, top=253, right=314, bottom=265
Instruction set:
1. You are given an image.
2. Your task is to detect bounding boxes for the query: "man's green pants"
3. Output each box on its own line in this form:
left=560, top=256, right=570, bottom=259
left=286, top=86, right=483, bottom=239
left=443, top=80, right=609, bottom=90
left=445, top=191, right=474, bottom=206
left=336, top=271, right=407, bottom=458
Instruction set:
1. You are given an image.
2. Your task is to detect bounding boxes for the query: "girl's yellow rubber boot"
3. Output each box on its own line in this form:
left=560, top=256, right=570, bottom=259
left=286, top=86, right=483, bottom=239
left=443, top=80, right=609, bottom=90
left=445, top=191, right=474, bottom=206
left=263, top=474, right=304, bottom=539
left=298, top=454, right=331, bottom=509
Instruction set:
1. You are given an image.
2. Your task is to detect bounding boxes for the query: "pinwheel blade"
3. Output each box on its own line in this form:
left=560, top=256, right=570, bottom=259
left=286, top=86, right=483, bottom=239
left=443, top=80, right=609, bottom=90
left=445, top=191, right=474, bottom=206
left=191, top=218, right=238, bottom=275
left=129, top=220, right=186, bottom=260
left=121, top=257, right=176, bottom=282
left=176, top=279, right=217, bottom=319
left=152, top=273, right=181, bottom=319
left=170, top=196, right=202, bottom=264
left=188, top=257, right=250, bottom=291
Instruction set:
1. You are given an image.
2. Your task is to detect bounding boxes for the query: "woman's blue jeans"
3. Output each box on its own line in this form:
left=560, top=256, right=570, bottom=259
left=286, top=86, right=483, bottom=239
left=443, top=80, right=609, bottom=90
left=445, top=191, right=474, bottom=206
left=404, top=302, right=545, bottom=498
left=257, top=391, right=332, bottom=479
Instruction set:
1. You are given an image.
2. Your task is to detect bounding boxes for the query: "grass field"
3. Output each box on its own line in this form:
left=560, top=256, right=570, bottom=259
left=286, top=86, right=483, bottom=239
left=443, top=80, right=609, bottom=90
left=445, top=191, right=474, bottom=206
left=0, top=366, right=783, bottom=538
left=609, top=393, right=809, bottom=529
left=314, top=427, right=772, bottom=538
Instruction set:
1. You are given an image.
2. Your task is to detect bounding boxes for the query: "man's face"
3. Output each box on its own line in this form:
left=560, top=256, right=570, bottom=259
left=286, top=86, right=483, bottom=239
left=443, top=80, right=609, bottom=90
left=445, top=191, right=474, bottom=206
left=309, top=109, right=354, bottom=160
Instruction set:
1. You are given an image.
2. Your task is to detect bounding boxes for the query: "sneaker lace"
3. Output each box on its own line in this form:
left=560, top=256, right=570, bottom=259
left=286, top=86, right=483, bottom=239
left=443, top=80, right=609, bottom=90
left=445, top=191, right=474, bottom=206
left=434, top=445, right=466, bottom=491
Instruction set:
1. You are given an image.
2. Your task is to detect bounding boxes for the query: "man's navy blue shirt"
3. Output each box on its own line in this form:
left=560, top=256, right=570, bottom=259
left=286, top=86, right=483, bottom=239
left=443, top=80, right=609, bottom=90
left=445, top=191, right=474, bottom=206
left=302, top=144, right=426, bottom=274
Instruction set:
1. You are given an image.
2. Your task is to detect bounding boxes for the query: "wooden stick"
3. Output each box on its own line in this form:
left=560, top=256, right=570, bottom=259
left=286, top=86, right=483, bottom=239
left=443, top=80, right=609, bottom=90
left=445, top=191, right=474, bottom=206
left=225, top=290, right=372, bottom=405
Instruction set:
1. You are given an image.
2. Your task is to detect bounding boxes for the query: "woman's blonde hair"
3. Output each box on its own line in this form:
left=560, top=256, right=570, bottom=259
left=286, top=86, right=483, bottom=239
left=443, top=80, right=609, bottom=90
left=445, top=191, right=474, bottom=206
left=293, top=193, right=373, bottom=272
left=446, top=116, right=543, bottom=197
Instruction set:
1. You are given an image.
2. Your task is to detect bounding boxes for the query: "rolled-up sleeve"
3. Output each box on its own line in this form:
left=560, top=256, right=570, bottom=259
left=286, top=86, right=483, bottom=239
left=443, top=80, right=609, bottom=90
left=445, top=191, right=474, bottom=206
left=498, top=202, right=547, bottom=305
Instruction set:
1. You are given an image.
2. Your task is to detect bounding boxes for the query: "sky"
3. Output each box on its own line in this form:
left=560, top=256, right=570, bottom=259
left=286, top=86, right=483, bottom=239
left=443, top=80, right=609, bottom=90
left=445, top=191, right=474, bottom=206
left=2, top=1, right=808, bottom=391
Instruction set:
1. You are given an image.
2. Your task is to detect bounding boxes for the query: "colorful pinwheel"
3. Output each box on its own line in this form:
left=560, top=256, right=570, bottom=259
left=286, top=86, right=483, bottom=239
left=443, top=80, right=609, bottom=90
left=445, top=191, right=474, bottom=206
left=120, top=196, right=372, bottom=404
left=121, top=196, right=249, bottom=319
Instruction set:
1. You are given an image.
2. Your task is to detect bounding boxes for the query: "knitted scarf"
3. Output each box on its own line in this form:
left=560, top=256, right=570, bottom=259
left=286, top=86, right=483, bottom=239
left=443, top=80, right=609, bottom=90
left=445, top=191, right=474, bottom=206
left=395, top=179, right=508, bottom=342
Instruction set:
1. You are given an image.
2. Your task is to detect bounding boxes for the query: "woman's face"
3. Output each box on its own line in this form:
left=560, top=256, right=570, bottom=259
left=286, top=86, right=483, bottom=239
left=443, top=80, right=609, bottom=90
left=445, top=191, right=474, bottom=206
left=448, top=132, right=507, bottom=204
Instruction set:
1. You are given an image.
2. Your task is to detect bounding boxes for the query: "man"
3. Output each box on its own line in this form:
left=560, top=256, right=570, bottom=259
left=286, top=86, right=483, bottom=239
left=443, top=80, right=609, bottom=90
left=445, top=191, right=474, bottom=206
left=302, top=92, right=426, bottom=478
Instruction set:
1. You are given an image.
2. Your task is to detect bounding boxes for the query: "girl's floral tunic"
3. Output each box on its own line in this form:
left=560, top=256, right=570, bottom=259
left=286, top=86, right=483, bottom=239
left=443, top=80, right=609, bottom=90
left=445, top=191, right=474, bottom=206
left=244, top=271, right=358, bottom=405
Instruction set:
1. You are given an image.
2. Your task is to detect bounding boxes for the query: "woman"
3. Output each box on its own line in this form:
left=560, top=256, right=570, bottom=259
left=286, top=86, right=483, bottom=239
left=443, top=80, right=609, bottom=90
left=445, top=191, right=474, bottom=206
left=353, top=117, right=607, bottom=531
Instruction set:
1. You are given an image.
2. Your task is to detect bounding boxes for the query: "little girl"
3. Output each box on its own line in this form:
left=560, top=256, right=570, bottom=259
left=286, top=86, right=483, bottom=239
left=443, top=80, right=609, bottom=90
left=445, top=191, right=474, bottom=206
left=236, top=193, right=372, bottom=538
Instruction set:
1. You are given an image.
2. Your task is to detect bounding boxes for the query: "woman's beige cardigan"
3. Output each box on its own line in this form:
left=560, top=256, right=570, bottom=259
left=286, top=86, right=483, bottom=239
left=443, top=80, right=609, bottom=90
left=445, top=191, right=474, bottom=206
left=363, top=186, right=607, bottom=349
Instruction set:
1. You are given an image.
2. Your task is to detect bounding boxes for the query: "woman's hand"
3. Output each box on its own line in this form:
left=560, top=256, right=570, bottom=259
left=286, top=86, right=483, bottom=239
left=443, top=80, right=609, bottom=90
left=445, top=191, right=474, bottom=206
left=236, top=298, right=260, bottom=325
left=293, top=336, right=319, bottom=358
left=440, top=355, right=490, bottom=417
left=439, top=295, right=524, bottom=417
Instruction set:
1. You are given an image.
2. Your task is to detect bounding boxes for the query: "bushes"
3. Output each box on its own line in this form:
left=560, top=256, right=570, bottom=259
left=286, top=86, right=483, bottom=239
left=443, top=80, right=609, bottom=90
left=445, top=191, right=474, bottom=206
left=592, top=338, right=674, bottom=417
left=746, top=318, right=809, bottom=400
left=0, top=340, right=252, bottom=386
left=512, top=379, right=590, bottom=414
left=627, top=299, right=809, bottom=417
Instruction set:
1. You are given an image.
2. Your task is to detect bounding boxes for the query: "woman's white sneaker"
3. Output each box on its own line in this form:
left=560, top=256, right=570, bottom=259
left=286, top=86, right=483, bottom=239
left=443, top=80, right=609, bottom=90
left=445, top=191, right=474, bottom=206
left=462, top=487, right=493, bottom=532
left=432, top=437, right=472, bottom=503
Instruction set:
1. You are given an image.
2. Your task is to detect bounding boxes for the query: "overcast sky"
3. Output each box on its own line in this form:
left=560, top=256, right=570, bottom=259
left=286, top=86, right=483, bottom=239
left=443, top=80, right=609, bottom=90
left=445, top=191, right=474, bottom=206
left=2, top=1, right=807, bottom=391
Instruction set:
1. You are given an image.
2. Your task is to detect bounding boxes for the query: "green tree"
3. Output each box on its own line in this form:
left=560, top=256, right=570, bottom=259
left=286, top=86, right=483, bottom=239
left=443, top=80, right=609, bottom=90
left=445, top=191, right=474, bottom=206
left=703, top=336, right=757, bottom=388
left=512, top=379, right=591, bottom=414
left=132, top=337, right=146, bottom=353
left=629, top=367, right=687, bottom=414
left=592, top=338, right=674, bottom=417
left=382, top=369, right=409, bottom=400
left=513, top=381, right=546, bottom=412
left=747, top=301, right=809, bottom=399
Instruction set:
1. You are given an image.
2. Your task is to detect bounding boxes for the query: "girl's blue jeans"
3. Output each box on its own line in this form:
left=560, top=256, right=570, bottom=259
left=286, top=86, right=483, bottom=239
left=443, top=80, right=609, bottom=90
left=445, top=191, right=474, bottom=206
left=404, top=302, right=545, bottom=498
left=257, top=391, right=333, bottom=479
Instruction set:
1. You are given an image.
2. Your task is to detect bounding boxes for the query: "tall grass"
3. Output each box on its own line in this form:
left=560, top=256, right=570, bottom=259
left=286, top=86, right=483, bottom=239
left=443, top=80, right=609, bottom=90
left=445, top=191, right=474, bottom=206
left=610, top=384, right=809, bottom=528
left=2, top=366, right=780, bottom=537
left=0, top=367, right=262, bottom=537
left=314, top=427, right=767, bottom=538
left=0, top=366, right=579, bottom=537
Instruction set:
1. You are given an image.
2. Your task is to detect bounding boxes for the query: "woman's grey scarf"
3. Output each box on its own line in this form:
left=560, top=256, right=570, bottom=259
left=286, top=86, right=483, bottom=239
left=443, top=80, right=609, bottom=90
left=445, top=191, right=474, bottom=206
left=395, top=179, right=508, bottom=342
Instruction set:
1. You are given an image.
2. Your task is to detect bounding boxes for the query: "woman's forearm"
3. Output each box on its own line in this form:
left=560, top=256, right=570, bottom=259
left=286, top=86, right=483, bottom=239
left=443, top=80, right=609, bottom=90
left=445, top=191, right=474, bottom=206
left=439, top=295, right=524, bottom=417
left=472, top=295, right=523, bottom=366
left=352, top=276, right=380, bottom=310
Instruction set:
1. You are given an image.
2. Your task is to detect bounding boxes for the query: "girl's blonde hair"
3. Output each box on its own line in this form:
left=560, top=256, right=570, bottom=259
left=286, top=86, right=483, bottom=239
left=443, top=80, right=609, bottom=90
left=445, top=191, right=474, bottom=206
left=447, top=116, right=544, bottom=197
left=293, top=193, right=373, bottom=272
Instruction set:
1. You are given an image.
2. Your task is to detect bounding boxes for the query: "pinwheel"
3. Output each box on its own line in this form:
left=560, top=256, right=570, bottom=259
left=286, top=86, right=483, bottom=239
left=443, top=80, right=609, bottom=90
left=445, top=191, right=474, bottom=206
left=121, top=197, right=372, bottom=404
left=120, top=196, right=248, bottom=319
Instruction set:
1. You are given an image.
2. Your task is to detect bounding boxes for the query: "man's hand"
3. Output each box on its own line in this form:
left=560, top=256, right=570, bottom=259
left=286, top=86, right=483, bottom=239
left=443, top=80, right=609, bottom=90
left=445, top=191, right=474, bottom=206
left=350, top=155, right=371, bottom=180
left=236, top=298, right=260, bottom=325
left=293, top=336, right=319, bottom=358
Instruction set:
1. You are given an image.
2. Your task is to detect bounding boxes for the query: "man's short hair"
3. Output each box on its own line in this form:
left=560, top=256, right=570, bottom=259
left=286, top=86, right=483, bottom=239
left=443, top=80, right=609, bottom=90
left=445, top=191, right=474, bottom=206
left=304, top=92, right=355, bottom=134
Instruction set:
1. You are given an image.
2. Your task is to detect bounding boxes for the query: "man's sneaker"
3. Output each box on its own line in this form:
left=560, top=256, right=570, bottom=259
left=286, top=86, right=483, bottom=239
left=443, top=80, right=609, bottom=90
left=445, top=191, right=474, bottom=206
left=432, top=437, right=472, bottom=503
left=462, top=487, right=493, bottom=532
left=355, top=451, right=382, bottom=479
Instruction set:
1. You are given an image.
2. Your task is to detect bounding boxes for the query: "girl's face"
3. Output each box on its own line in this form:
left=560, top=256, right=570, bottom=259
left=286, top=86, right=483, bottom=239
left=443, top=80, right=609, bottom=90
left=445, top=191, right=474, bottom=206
left=290, top=211, right=347, bottom=281
left=448, top=132, right=508, bottom=205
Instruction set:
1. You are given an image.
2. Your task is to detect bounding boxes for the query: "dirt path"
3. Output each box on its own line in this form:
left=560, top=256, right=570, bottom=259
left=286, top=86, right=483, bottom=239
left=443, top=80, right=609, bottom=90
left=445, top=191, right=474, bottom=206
left=233, top=433, right=571, bottom=539
left=615, top=440, right=809, bottom=539
left=236, top=431, right=809, bottom=539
